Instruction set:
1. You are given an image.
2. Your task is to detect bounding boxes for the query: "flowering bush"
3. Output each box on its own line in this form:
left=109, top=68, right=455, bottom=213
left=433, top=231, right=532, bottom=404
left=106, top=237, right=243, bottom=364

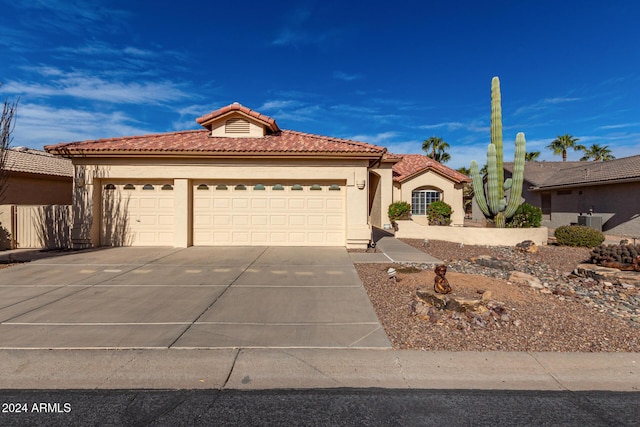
left=506, top=202, right=542, bottom=228
left=388, top=201, right=411, bottom=221
left=427, top=200, right=452, bottom=226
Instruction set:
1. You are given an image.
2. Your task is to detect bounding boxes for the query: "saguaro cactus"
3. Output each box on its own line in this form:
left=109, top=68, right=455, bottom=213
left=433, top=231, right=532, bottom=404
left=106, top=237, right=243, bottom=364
left=470, top=77, right=526, bottom=228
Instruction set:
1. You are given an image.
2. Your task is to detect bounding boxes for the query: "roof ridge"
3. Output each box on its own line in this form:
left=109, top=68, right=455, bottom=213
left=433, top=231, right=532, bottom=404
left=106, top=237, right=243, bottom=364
left=46, top=129, right=208, bottom=149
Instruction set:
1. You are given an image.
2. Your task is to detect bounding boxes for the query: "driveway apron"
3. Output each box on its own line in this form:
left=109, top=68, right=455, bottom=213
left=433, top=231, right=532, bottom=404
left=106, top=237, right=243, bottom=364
left=0, top=247, right=390, bottom=349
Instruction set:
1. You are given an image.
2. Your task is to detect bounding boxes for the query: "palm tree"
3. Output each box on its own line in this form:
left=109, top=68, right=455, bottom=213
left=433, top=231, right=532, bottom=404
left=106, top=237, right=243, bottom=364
left=546, top=134, right=585, bottom=162
left=525, top=151, right=541, bottom=162
left=580, top=144, right=615, bottom=161
left=456, top=166, right=471, bottom=176
left=422, top=136, right=451, bottom=163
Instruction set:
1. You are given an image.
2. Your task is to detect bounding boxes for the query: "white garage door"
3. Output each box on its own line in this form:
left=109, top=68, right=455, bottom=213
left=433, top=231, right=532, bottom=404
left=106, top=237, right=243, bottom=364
left=101, top=180, right=175, bottom=246
left=193, top=182, right=346, bottom=246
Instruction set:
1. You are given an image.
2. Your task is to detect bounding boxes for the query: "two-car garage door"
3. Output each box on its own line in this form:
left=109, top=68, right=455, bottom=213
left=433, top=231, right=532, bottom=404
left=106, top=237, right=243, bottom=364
left=193, top=182, right=345, bottom=246
left=101, top=180, right=345, bottom=246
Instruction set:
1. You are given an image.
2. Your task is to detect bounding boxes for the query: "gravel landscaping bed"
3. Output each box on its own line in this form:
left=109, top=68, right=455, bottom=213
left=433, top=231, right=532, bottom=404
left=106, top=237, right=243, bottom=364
left=356, top=239, right=640, bottom=352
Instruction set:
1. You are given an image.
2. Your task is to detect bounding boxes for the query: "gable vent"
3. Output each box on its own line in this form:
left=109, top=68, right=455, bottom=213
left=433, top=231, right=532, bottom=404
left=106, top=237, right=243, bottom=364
left=225, top=118, right=250, bottom=134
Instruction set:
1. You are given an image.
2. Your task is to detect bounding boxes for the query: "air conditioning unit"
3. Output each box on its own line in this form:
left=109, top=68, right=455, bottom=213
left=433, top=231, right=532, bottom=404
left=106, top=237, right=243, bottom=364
left=578, top=215, right=602, bottom=232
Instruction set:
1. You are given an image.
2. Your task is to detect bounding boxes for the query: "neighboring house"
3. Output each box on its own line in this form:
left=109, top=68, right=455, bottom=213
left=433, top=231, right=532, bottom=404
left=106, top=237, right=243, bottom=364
left=503, top=156, right=640, bottom=236
left=1, top=147, right=73, bottom=205
left=0, top=147, right=73, bottom=249
left=45, top=103, right=467, bottom=249
left=390, top=154, right=470, bottom=226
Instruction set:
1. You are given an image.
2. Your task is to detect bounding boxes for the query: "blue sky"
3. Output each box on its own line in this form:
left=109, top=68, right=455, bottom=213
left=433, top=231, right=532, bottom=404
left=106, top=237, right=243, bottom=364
left=1, top=0, right=639, bottom=170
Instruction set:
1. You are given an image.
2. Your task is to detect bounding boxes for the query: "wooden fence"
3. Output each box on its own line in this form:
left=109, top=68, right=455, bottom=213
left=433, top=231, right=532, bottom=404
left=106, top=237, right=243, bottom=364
left=0, top=205, right=72, bottom=249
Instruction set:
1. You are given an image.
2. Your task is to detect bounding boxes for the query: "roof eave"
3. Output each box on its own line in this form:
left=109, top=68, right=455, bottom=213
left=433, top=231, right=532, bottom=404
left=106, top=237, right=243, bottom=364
left=531, top=176, right=640, bottom=191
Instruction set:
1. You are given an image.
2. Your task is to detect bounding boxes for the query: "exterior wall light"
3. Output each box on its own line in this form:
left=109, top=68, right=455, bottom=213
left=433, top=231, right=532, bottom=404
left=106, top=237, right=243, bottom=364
left=356, top=180, right=366, bottom=190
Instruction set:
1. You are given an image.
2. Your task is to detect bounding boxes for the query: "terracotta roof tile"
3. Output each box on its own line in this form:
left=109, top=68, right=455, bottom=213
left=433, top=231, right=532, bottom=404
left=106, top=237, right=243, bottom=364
left=392, top=154, right=470, bottom=183
left=45, top=129, right=386, bottom=156
left=4, top=147, right=73, bottom=177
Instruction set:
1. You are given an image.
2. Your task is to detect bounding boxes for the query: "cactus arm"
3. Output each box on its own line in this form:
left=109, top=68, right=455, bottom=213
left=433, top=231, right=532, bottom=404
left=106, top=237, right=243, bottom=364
left=504, top=132, right=526, bottom=218
left=470, top=160, right=491, bottom=218
left=486, top=143, right=501, bottom=215
left=503, top=178, right=512, bottom=190
left=491, top=76, right=504, bottom=200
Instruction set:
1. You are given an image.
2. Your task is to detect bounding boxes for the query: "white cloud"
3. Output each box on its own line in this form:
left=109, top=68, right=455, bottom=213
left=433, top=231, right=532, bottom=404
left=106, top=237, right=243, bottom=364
left=514, top=96, right=581, bottom=116
left=3, top=70, right=189, bottom=105
left=259, top=100, right=304, bottom=111
left=333, top=71, right=362, bottom=81
left=419, top=121, right=466, bottom=131
left=12, top=103, right=153, bottom=148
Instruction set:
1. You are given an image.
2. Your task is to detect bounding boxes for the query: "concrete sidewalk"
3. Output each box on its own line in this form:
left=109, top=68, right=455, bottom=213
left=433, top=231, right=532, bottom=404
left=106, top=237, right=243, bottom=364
left=0, top=349, right=637, bottom=392
left=349, top=229, right=443, bottom=265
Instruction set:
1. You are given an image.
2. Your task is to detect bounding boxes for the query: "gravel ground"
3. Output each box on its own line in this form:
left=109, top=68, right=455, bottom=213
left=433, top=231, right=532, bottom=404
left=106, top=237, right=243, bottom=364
left=356, top=240, right=640, bottom=352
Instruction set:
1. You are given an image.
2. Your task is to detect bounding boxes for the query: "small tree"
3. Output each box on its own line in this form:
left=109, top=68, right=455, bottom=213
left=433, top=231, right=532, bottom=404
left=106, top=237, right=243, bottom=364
left=1, top=83, right=18, bottom=203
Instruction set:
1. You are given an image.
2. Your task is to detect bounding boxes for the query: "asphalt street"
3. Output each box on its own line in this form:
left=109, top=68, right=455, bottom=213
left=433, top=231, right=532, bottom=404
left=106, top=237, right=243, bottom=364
left=1, top=389, right=639, bottom=426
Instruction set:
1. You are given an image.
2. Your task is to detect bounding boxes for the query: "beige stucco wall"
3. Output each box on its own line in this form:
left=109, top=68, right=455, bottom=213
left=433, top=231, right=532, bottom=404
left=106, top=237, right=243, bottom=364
left=71, top=157, right=373, bottom=248
left=394, top=220, right=548, bottom=246
left=370, top=165, right=394, bottom=229
left=394, top=170, right=466, bottom=226
left=1, top=173, right=72, bottom=205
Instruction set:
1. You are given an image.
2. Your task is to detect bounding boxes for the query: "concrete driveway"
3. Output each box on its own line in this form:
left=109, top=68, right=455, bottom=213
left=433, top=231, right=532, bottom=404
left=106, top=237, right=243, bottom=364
left=0, top=247, right=391, bottom=349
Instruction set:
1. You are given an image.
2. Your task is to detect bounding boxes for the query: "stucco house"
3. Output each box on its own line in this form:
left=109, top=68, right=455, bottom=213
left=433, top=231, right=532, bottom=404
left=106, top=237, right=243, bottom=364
left=0, top=147, right=73, bottom=249
left=1, top=147, right=73, bottom=205
left=45, top=103, right=466, bottom=249
left=503, top=155, right=640, bottom=237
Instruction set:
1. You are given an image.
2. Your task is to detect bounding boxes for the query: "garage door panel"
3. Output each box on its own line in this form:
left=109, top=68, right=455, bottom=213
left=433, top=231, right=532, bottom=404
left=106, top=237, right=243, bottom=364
left=270, top=199, right=287, bottom=209
left=232, top=199, right=249, bottom=209
left=251, top=199, right=268, bottom=209
left=213, top=199, right=230, bottom=208
left=307, top=199, right=324, bottom=210
left=289, top=215, right=305, bottom=226
left=308, top=215, right=324, bottom=226
left=288, top=199, right=305, bottom=209
left=193, top=183, right=345, bottom=246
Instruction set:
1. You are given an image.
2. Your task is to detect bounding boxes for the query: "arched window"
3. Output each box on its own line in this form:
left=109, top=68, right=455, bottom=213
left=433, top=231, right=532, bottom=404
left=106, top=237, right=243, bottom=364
left=411, top=189, right=441, bottom=215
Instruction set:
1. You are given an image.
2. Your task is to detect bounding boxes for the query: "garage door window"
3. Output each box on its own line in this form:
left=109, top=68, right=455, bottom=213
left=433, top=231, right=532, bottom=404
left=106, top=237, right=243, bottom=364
left=143, top=184, right=154, bottom=190
left=124, top=184, right=135, bottom=190
left=273, top=184, right=284, bottom=190
left=197, top=184, right=209, bottom=190
left=104, top=184, right=116, bottom=190
left=161, top=184, right=173, bottom=190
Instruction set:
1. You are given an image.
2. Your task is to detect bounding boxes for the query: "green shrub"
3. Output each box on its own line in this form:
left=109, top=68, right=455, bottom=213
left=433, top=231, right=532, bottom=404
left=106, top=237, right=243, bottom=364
left=554, top=225, right=605, bottom=247
left=427, top=200, right=452, bottom=225
left=506, top=202, right=542, bottom=228
left=388, top=201, right=411, bottom=221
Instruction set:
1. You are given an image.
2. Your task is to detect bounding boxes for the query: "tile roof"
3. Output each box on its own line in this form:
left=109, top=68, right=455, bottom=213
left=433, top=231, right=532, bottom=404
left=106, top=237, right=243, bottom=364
left=505, top=156, right=640, bottom=189
left=392, top=154, right=470, bottom=183
left=3, top=147, right=73, bottom=177
left=45, top=129, right=386, bottom=157
left=531, top=155, right=640, bottom=189
left=504, top=161, right=583, bottom=187
left=196, top=103, right=280, bottom=132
